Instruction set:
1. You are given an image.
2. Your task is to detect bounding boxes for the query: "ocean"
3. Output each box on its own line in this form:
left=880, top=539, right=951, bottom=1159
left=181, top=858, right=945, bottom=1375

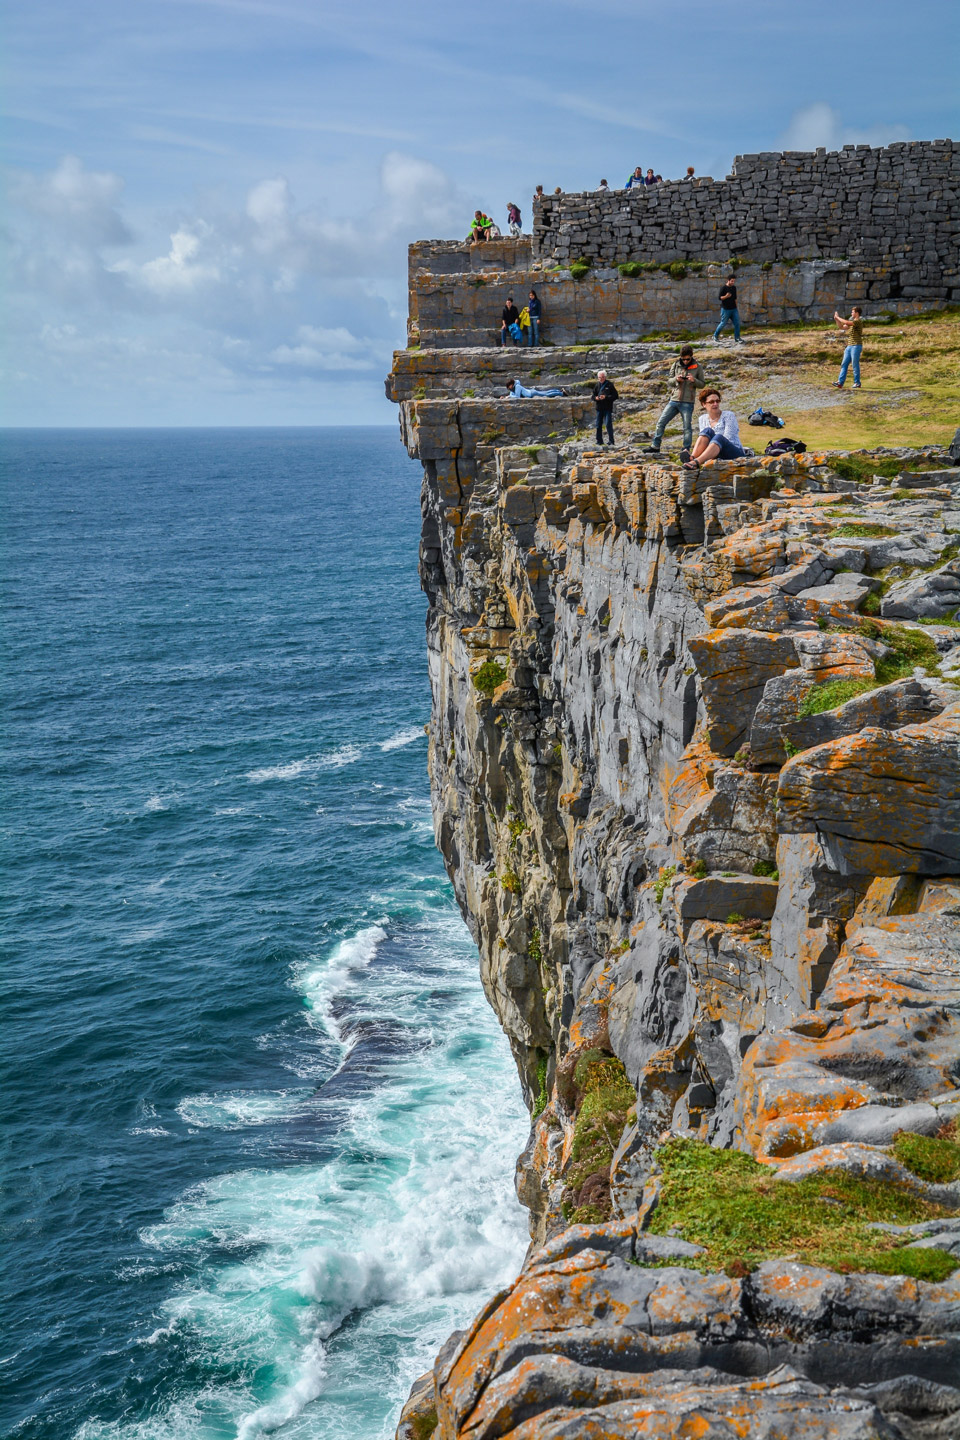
left=1, top=428, right=528, bottom=1440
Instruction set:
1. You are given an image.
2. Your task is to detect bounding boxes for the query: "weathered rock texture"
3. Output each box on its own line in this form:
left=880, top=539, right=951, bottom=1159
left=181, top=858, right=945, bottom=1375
left=388, top=146, right=960, bottom=1439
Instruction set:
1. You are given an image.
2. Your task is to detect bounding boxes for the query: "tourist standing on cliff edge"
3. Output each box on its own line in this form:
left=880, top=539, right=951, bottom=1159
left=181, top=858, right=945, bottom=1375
left=833, top=305, right=864, bottom=388
left=644, top=345, right=704, bottom=459
left=526, top=289, right=542, bottom=347
left=713, top=275, right=742, bottom=343
left=592, top=371, right=619, bottom=446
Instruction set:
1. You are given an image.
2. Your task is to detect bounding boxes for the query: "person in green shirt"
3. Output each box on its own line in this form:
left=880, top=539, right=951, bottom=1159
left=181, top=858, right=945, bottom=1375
left=833, top=305, right=864, bottom=388
left=468, top=210, right=494, bottom=243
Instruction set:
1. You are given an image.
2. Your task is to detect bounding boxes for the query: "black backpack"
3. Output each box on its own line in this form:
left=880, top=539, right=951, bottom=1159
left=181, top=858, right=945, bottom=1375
left=764, top=437, right=806, bottom=456
left=749, top=405, right=785, bottom=429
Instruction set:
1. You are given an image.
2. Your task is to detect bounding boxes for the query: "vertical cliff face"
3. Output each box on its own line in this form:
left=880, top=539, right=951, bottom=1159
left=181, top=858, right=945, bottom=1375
left=390, top=221, right=960, bottom=1439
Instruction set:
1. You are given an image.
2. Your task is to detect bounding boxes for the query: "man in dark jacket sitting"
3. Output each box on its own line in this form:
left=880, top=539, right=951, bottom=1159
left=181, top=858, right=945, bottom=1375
left=592, top=370, right=618, bottom=446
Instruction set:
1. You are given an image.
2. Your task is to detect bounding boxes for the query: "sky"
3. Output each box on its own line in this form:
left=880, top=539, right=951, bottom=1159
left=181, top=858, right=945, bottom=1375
left=2, top=0, right=957, bottom=426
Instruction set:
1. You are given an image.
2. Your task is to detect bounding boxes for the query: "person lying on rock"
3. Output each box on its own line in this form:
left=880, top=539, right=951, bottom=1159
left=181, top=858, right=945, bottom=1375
left=683, top=387, right=746, bottom=467
left=644, top=344, right=704, bottom=459
left=506, top=378, right=566, bottom=397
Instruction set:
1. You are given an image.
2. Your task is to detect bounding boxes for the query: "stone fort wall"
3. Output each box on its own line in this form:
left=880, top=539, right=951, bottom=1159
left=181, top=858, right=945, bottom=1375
left=531, top=140, right=959, bottom=307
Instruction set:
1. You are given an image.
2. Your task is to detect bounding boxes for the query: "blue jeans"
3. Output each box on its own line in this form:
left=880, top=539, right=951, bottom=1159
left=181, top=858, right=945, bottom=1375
left=526, top=317, right=540, bottom=347
left=652, top=399, right=694, bottom=449
left=500, top=327, right=518, bottom=346
left=596, top=407, right=614, bottom=444
left=838, top=343, right=862, bottom=385
left=714, top=307, right=741, bottom=341
left=699, top=426, right=745, bottom=460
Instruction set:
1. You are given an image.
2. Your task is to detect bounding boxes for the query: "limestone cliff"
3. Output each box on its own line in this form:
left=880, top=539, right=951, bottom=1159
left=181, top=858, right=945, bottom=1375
left=388, top=157, right=960, bottom=1439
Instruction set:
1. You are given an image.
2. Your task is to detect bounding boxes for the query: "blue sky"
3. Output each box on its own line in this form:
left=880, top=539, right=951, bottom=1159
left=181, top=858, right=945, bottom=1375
left=3, top=0, right=957, bottom=425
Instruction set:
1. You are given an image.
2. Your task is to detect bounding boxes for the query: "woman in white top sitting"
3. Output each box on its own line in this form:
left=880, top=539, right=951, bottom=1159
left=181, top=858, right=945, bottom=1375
left=684, top=387, right=745, bottom=468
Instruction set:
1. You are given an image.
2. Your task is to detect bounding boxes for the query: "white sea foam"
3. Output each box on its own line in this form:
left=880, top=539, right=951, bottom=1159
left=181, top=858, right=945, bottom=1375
left=245, top=745, right=363, bottom=784
left=91, top=908, right=527, bottom=1440
left=379, top=725, right=425, bottom=752
left=176, top=1088, right=313, bottom=1130
left=144, top=795, right=168, bottom=812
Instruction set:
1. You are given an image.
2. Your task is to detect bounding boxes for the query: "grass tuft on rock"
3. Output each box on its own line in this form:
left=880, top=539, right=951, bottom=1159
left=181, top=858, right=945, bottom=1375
left=893, top=1129, right=960, bottom=1186
left=797, top=678, right=878, bottom=716
left=647, top=1139, right=958, bottom=1281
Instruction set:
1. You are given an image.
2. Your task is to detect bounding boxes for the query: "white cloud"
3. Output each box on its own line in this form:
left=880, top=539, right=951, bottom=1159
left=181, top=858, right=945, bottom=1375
left=269, top=324, right=387, bottom=371
left=10, top=154, right=132, bottom=245
left=780, top=103, right=911, bottom=152
left=113, top=224, right=221, bottom=293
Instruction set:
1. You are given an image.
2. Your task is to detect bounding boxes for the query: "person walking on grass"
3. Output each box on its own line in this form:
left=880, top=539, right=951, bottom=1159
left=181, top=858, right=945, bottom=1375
left=683, top=388, right=746, bottom=468
left=833, top=305, right=864, bottom=388
left=592, top=370, right=618, bottom=446
left=713, top=275, right=742, bottom=343
left=644, top=345, right=704, bottom=459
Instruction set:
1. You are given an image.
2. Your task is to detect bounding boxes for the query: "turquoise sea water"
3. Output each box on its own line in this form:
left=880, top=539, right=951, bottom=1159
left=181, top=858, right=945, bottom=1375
left=1, top=429, right=528, bottom=1440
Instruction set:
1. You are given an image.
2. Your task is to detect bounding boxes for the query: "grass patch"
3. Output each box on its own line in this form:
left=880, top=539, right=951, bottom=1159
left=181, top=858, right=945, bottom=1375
left=521, top=445, right=540, bottom=462
left=893, top=1130, right=960, bottom=1186
left=473, top=659, right=507, bottom=695
left=528, top=928, right=543, bottom=965
left=569, top=260, right=592, bottom=281
left=647, top=1139, right=958, bottom=1280
left=562, top=1052, right=635, bottom=1224
left=867, top=621, right=942, bottom=682
left=797, top=677, right=878, bottom=716
left=752, top=859, right=779, bottom=879
left=830, top=523, right=898, bottom=539
left=408, top=1411, right=438, bottom=1440
left=533, top=1051, right=550, bottom=1117
left=500, top=867, right=522, bottom=895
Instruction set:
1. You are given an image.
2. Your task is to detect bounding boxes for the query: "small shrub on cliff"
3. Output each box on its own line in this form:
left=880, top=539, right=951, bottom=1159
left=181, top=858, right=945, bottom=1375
left=752, top=859, right=778, bottom=879
left=500, top=867, right=522, bottom=895
left=527, top=928, right=542, bottom=965
left=872, top=623, right=942, bottom=682
left=533, top=1052, right=550, bottom=1117
left=830, top=522, right=897, bottom=539
left=561, top=1052, right=636, bottom=1224
left=653, top=865, right=676, bottom=904
left=666, top=260, right=688, bottom=280
left=473, top=659, right=507, bottom=696
left=569, top=259, right=592, bottom=281
left=647, top=1139, right=958, bottom=1281
left=689, top=859, right=708, bottom=880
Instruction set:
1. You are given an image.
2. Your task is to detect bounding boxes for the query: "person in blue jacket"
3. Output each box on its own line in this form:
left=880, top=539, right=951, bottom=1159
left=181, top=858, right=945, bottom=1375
left=625, top=167, right=644, bottom=189
left=526, top=289, right=542, bottom=347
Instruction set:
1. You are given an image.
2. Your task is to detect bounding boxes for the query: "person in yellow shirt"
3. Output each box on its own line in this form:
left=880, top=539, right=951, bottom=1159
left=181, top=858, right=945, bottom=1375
left=833, top=306, right=864, bottom=389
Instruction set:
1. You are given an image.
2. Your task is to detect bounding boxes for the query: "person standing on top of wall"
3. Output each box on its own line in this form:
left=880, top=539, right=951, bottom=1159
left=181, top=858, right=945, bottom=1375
left=526, top=289, right=542, bottom=347
left=592, top=370, right=619, bottom=446
left=506, top=202, right=522, bottom=237
left=833, top=305, right=864, bottom=388
left=625, top=167, right=644, bottom=189
left=500, top=296, right=520, bottom=346
left=644, top=345, right=704, bottom=459
left=713, top=275, right=742, bottom=343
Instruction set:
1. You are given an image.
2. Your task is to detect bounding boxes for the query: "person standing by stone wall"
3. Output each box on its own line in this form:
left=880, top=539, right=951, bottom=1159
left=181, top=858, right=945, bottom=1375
left=500, top=296, right=520, bottom=346
left=713, top=276, right=742, bottom=343
left=833, top=305, right=864, bottom=388
left=625, top=166, right=644, bottom=189
left=526, top=289, right=542, bottom=347
left=592, top=370, right=619, bottom=446
left=644, top=345, right=704, bottom=458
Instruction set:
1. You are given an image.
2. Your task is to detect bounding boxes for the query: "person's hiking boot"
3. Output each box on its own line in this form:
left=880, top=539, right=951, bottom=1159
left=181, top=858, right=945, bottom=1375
left=679, top=448, right=691, bottom=463
left=643, top=444, right=661, bottom=455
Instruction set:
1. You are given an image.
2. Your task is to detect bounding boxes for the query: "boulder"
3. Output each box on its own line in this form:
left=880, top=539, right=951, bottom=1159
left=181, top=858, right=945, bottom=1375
left=676, top=875, right=779, bottom=925
left=781, top=677, right=954, bottom=755
left=793, top=631, right=877, bottom=683
left=673, top=765, right=779, bottom=870
left=777, top=705, right=960, bottom=875
left=703, top=582, right=791, bottom=631
left=750, top=670, right=817, bottom=767
left=881, top=557, right=960, bottom=620
left=689, top=628, right=800, bottom=756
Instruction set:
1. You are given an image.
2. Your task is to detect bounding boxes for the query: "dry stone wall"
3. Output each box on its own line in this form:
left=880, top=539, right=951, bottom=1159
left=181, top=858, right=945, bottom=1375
left=533, top=141, right=959, bottom=306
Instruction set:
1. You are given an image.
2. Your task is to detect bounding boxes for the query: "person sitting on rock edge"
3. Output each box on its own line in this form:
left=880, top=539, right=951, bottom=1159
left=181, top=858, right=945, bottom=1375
left=469, top=209, right=494, bottom=242
left=684, top=387, right=746, bottom=467
left=644, top=345, right=704, bottom=459
left=592, top=370, right=619, bottom=446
